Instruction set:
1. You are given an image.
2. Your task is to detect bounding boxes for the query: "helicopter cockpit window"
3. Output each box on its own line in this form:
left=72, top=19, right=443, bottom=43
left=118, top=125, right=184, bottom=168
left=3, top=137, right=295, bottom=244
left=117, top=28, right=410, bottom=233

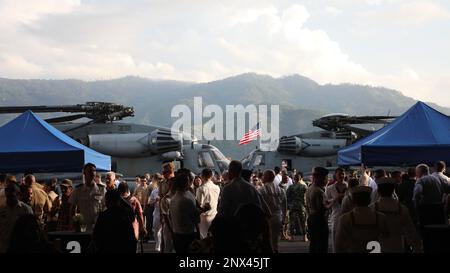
left=242, top=153, right=250, bottom=162
left=211, top=149, right=226, bottom=161
left=198, top=152, right=215, bottom=168
left=217, top=161, right=228, bottom=173
left=281, top=159, right=292, bottom=171
left=253, top=154, right=265, bottom=167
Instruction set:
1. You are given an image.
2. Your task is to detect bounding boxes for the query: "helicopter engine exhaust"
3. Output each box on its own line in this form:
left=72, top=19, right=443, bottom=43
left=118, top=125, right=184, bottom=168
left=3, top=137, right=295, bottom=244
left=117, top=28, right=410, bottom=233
left=87, top=129, right=182, bottom=157
left=277, top=136, right=346, bottom=157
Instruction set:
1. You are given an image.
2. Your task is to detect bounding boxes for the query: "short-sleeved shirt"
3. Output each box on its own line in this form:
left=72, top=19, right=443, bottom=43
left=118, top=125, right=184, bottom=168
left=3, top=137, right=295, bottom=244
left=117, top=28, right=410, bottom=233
left=149, top=188, right=160, bottom=218
left=158, top=178, right=173, bottom=199
left=170, top=191, right=200, bottom=234
left=196, top=180, right=220, bottom=219
left=325, top=182, right=348, bottom=222
left=305, top=184, right=326, bottom=219
left=124, top=195, right=143, bottom=239
left=432, top=172, right=450, bottom=199
left=133, top=185, right=149, bottom=209
left=414, top=175, right=444, bottom=205
left=274, top=174, right=293, bottom=188
left=30, top=185, right=52, bottom=225
left=69, top=183, right=106, bottom=230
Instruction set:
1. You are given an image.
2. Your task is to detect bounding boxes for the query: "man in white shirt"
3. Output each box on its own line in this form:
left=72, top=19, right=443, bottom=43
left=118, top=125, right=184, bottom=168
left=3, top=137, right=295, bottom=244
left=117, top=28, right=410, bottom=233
left=368, top=177, right=378, bottom=192
left=273, top=167, right=282, bottom=187
left=358, top=167, right=377, bottom=192
left=274, top=167, right=293, bottom=188
left=148, top=187, right=162, bottom=251
left=169, top=173, right=200, bottom=253
left=196, top=168, right=220, bottom=239
left=432, top=161, right=450, bottom=204
left=325, top=168, right=348, bottom=253
left=371, top=169, right=390, bottom=203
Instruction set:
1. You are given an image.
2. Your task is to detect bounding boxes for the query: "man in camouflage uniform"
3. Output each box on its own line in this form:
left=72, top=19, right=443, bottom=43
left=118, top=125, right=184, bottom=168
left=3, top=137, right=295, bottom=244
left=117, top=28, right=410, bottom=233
left=286, top=172, right=308, bottom=241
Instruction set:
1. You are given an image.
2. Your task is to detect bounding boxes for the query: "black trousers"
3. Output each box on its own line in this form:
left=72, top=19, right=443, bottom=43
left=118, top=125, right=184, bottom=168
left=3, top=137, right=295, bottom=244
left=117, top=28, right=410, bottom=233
left=144, top=205, right=155, bottom=237
left=173, top=233, right=197, bottom=253
left=418, top=203, right=446, bottom=243
left=307, top=215, right=328, bottom=253
left=418, top=203, right=446, bottom=227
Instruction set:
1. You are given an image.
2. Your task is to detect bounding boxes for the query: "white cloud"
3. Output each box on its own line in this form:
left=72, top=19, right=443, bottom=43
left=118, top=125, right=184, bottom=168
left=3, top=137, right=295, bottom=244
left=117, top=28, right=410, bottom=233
left=359, top=0, right=450, bottom=25
left=0, top=1, right=372, bottom=84
left=319, top=0, right=404, bottom=7
left=281, top=4, right=310, bottom=38
left=324, top=6, right=342, bottom=16
left=0, top=0, right=80, bottom=25
left=0, top=53, right=43, bottom=77
left=0, top=0, right=448, bottom=105
left=365, top=0, right=403, bottom=5
left=386, top=70, right=450, bottom=108
left=376, top=68, right=433, bottom=98
left=398, top=1, right=450, bottom=24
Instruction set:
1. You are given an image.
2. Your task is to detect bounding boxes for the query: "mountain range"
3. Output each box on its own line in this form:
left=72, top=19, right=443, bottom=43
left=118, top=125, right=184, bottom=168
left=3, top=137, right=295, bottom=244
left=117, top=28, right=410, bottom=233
left=1, top=73, right=447, bottom=159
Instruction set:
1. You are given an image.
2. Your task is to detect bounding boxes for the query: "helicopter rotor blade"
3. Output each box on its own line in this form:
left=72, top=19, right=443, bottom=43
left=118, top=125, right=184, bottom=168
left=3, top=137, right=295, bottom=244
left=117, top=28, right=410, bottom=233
left=45, top=114, right=87, bottom=123
left=346, top=118, right=391, bottom=125
left=62, top=119, right=98, bottom=133
left=341, top=125, right=373, bottom=137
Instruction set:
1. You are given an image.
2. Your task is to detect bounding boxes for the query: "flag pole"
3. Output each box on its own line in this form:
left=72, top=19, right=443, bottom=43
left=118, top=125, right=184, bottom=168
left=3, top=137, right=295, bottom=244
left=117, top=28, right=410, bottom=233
left=258, top=121, right=261, bottom=150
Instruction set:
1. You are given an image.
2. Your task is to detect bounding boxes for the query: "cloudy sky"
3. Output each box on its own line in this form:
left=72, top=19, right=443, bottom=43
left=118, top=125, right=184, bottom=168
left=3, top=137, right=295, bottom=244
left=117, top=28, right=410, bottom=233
left=0, top=0, right=449, bottom=105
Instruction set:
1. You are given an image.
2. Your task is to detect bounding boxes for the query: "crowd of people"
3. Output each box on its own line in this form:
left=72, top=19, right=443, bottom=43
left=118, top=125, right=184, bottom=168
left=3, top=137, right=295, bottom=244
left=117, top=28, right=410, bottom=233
left=0, top=159, right=450, bottom=253
left=306, top=162, right=450, bottom=253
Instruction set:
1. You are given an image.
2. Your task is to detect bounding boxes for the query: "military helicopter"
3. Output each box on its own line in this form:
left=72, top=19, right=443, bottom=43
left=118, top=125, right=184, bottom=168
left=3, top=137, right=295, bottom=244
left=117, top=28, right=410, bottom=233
left=0, top=102, right=230, bottom=179
left=242, top=113, right=396, bottom=174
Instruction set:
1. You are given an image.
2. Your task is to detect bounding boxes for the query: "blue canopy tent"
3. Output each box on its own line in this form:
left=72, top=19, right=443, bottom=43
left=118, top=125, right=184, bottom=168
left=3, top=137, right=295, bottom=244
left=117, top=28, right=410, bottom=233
left=338, top=101, right=450, bottom=167
left=0, top=110, right=111, bottom=173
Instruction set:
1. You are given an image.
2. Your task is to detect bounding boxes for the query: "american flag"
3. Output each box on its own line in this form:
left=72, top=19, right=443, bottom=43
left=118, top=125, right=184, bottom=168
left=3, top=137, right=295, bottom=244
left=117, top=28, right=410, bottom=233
left=239, top=122, right=261, bottom=145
